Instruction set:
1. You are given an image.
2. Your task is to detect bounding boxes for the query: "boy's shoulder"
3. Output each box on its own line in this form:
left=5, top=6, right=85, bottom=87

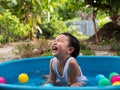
left=50, top=57, right=56, bottom=61
left=50, top=57, right=57, bottom=64
left=69, top=57, right=78, bottom=66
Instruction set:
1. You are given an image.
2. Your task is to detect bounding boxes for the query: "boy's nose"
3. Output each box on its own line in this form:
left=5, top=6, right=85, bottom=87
left=52, top=40, right=57, bottom=45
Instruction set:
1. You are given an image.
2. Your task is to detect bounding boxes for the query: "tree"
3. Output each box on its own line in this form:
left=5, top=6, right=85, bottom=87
left=85, top=0, right=120, bottom=24
left=85, top=0, right=120, bottom=43
left=0, top=0, right=42, bottom=23
left=49, top=0, right=85, bottom=21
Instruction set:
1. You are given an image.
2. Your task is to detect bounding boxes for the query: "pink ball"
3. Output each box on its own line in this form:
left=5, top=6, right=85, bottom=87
left=111, top=75, right=120, bottom=84
left=0, top=77, right=6, bottom=84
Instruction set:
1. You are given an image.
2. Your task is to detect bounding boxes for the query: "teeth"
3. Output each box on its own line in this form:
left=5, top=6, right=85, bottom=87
left=52, top=46, right=57, bottom=50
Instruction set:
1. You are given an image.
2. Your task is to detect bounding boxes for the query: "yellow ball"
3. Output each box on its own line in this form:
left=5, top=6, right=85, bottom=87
left=18, top=73, right=29, bottom=83
left=112, top=81, right=120, bottom=86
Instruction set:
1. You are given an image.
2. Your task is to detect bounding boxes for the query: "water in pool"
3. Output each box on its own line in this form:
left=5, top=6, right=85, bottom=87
left=6, top=69, right=48, bottom=86
left=5, top=69, right=98, bottom=87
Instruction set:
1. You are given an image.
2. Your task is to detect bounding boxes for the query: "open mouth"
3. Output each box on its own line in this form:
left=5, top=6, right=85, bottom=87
left=52, top=46, right=58, bottom=52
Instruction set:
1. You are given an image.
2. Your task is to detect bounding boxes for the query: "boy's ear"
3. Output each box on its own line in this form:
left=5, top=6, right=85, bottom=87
left=67, top=47, right=74, bottom=54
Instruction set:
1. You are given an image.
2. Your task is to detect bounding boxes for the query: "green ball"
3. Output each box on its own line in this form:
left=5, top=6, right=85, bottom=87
left=109, top=72, right=119, bottom=80
left=98, top=78, right=111, bottom=86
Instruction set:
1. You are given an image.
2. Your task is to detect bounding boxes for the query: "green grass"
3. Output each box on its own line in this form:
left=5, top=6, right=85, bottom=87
left=41, top=49, right=94, bottom=56
left=41, top=51, right=52, bottom=56
left=80, top=42, right=95, bottom=55
left=81, top=50, right=94, bottom=55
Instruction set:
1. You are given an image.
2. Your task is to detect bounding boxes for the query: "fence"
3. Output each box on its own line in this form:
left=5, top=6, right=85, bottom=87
left=72, top=20, right=98, bottom=36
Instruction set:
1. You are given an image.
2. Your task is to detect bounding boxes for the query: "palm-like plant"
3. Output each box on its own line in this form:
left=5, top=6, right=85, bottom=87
left=0, top=0, right=43, bottom=39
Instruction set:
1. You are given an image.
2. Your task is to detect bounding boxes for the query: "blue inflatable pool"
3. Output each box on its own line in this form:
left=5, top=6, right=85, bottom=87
left=0, top=56, right=120, bottom=90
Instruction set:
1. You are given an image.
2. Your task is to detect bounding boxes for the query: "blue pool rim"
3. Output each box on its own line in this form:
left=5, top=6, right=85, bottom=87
left=0, top=83, right=120, bottom=90
left=0, top=56, right=120, bottom=90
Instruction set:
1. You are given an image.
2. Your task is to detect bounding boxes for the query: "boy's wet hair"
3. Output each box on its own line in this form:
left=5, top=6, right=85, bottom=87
left=61, top=32, right=80, bottom=58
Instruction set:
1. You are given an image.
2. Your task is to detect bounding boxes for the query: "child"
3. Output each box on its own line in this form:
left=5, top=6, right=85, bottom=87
left=45, top=32, right=87, bottom=87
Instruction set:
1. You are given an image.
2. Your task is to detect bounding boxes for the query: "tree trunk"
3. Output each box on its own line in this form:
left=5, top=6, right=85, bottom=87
left=110, top=15, right=119, bottom=25
left=92, top=8, right=99, bottom=43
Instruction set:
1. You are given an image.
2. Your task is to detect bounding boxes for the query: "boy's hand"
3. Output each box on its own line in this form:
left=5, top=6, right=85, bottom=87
left=42, top=75, right=50, bottom=79
left=71, top=82, right=86, bottom=87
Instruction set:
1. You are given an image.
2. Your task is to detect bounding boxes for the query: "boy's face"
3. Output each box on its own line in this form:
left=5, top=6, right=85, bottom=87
left=51, top=34, right=72, bottom=57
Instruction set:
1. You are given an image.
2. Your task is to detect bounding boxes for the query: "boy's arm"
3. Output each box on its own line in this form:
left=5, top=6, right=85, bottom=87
left=68, top=59, right=83, bottom=86
left=46, top=59, right=56, bottom=85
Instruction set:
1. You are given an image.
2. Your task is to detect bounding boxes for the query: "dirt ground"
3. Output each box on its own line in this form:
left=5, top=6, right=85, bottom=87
left=0, top=42, right=116, bottom=63
left=0, top=43, right=20, bottom=63
left=88, top=22, right=120, bottom=43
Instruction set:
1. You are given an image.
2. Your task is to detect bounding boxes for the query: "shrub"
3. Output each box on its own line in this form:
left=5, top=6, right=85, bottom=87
left=39, top=20, right=67, bottom=39
left=35, top=39, right=51, bottom=52
left=67, top=25, right=83, bottom=39
left=15, top=39, right=51, bottom=58
left=0, top=35, right=4, bottom=44
left=52, top=20, right=67, bottom=36
left=97, top=17, right=111, bottom=29
left=0, top=10, right=31, bottom=44
left=39, top=22, right=56, bottom=39
left=65, top=22, right=88, bottom=40
left=15, top=43, right=35, bottom=58
left=80, top=42, right=94, bottom=55
left=111, top=42, right=120, bottom=56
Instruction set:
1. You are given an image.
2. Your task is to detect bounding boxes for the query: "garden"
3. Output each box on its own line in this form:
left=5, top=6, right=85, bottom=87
left=0, top=0, right=120, bottom=60
left=0, top=0, right=120, bottom=90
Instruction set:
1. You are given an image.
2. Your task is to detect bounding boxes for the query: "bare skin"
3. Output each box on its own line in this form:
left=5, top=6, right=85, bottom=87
left=43, top=58, right=85, bottom=86
left=43, top=34, right=85, bottom=86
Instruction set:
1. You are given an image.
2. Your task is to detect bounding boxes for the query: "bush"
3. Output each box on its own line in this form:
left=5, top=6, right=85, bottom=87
left=0, top=35, right=4, bottom=44
left=67, top=25, right=83, bottom=39
left=65, top=22, right=88, bottom=40
left=15, top=43, right=35, bottom=58
left=80, top=42, right=94, bottom=55
left=111, top=42, right=120, bottom=56
left=52, top=20, right=67, bottom=36
left=98, top=37, right=117, bottom=45
left=39, top=22, right=55, bottom=39
left=39, top=20, right=67, bottom=39
left=0, top=10, right=31, bottom=44
left=97, top=17, right=111, bottom=29
left=15, top=39, right=51, bottom=58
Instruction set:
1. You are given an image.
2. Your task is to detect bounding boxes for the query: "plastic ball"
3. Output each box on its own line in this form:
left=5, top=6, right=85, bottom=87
left=18, top=73, right=29, bottom=83
left=109, top=72, right=119, bottom=80
left=112, top=81, right=120, bottom=86
left=111, top=75, right=120, bottom=84
left=0, top=77, right=6, bottom=84
left=43, top=83, right=54, bottom=87
left=95, top=74, right=105, bottom=82
left=98, top=78, right=111, bottom=86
